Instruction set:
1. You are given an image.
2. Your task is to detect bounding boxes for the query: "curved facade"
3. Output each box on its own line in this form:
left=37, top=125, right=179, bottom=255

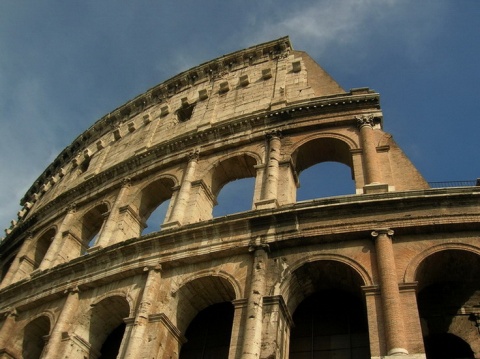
left=0, top=37, right=479, bottom=359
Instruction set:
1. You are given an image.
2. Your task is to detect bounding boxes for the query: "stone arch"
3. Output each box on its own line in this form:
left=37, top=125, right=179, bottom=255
left=21, top=314, right=51, bottom=359
left=276, top=253, right=372, bottom=300
left=412, top=247, right=480, bottom=358
left=88, top=295, right=130, bottom=358
left=136, top=175, right=177, bottom=229
left=32, top=227, right=57, bottom=270
left=291, top=133, right=355, bottom=173
left=290, top=133, right=358, bottom=198
left=282, top=256, right=371, bottom=359
left=173, top=269, right=242, bottom=300
left=205, top=151, right=261, bottom=198
left=174, top=274, right=237, bottom=359
left=78, top=201, right=111, bottom=250
left=197, top=151, right=260, bottom=219
left=174, top=274, right=237, bottom=334
left=90, top=289, right=136, bottom=318
left=404, top=242, right=480, bottom=284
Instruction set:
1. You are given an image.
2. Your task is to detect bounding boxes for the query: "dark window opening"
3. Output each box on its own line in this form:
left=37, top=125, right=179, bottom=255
left=1, top=256, right=15, bottom=282
left=98, top=322, right=126, bottom=359
left=290, top=290, right=370, bottom=359
left=180, top=302, right=234, bottom=359
left=80, top=156, right=91, bottom=173
left=177, top=103, right=195, bottom=122
left=424, top=333, right=473, bottom=359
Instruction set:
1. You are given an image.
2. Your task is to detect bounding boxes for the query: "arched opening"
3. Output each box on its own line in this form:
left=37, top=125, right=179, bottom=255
left=213, top=177, right=255, bottom=217
left=286, top=260, right=370, bottom=359
left=297, top=161, right=354, bottom=200
left=99, top=322, right=127, bottom=359
left=293, top=138, right=355, bottom=201
left=139, top=178, right=175, bottom=234
left=175, top=276, right=237, bottom=358
left=179, top=302, right=234, bottom=359
left=81, top=203, right=109, bottom=252
left=143, top=200, right=171, bottom=235
left=416, top=250, right=480, bottom=358
left=290, top=290, right=370, bottom=359
left=33, top=228, right=56, bottom=270
left=22, top=316, right=50, bottom=359
left=209, top=154, right=257, bottom=218
left=88, top=296, right=130, bottom=358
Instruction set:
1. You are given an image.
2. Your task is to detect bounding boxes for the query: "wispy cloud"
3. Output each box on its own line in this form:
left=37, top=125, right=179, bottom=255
left=251, top=0, right=448, bottom=62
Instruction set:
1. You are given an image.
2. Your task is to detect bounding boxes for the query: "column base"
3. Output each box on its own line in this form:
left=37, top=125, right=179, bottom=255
left=254, top=198, right=278, bottom=210
left=161, top=221, right=181, bottom=230
left=373, top=354, right=425, bottom=359
left=363, top=182, right=389, bottom=194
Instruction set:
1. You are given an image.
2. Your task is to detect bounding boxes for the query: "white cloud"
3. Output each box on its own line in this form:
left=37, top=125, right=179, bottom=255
left=252, top=0, right=448, bottom=62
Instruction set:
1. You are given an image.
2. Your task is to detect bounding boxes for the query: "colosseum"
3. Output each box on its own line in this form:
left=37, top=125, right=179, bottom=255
left=0, top=37, right=479, bottom=359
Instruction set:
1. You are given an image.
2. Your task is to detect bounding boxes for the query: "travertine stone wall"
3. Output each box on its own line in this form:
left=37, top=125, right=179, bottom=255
left=0, top=37, right=478, bottom=359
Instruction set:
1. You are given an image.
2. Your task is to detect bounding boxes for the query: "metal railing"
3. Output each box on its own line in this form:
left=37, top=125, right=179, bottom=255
left=428, top=180, right=479, bottom=188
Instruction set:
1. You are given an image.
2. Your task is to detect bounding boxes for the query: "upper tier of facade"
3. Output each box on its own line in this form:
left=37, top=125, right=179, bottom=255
left=3, top=37, right=427, bottom=246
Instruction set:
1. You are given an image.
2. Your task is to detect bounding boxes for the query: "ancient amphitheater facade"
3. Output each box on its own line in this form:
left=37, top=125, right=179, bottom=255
left=1, top=37, right=479, bottom=359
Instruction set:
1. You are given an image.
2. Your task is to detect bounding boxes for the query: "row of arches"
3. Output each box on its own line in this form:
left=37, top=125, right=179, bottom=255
left=1, top=135, right=358, bottom=286
left=8, top=247, right=480, bottom=359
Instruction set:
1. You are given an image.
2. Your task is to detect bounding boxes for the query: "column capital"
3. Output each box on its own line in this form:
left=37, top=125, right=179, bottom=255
left=121, top=177, right=132, bottom=188
left=371, top=228, right=394, bottom=238
left=248, top=243, right=270, bottom=253
left=64, top=286, right=80, bottom=295
left=66, top=202, right=78, bottom=214
left=266, top=130, right=282, bottom=140
left=143, top=264, right=162, bottom=273
left=188, top=149, right=200, bottom=161
left=2, top=308, right=18, bottom=319
left=355, top=114, right=379, bottom=129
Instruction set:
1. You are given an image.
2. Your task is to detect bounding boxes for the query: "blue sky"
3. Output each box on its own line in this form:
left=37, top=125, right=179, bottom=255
left=0, top=1, right=479, bottom=235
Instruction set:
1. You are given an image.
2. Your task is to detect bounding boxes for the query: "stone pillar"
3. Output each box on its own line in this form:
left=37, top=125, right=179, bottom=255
left=39, top=204, right=77, bottom=270
left=41, top=287, right=80, bottom=359
left=0, top=233, right=34, bottom=288
left=264, top=131, right=282, bottom=201
left=372, top=229, right=408, bottom=356
left=255, top=131, right=282, bottom=210
left=357, top=115, right=388, bottom=194
left=123, top=265, right=162, bottom=359
left=98, top=178, right=132, bottom=247
left=165, top=151, right=199, bottom=227
left=0, top=309, right=17, bottom=352
left=241, top=245, right=269, bottom=359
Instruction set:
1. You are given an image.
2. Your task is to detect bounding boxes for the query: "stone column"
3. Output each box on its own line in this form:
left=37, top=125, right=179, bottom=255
left=0, top=309, right=17, bottom=351
left=39, top=204, right=77, bottom=270
left=123, top=265, right=162, bottom=359
left=372, top=229, right=408, bottom=356
left=0, top=233, right=34, bottom=288
left=264, top=131, right=281, bottom=201
left=98, top=178, right=132, bottom=247
left=357, top=115, right=382, bottom=185
left=165, top=151, right=199, bottom=227
left=41, top=287, right=80, bottom=359
left=255, top=131, right=282, bottom=210
left=241, top=245, right=269, bottom=359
